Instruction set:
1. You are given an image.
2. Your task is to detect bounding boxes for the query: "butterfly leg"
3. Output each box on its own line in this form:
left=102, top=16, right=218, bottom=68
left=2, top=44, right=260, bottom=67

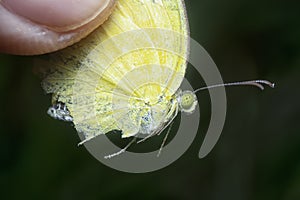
left=138, top=103, right=178, bottom=144
left=157, top=121, right=174, bottom=157
left=104, top=137, right=137, bottom=159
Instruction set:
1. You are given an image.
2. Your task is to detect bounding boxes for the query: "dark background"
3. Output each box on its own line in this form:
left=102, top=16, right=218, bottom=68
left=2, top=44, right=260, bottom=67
left=1, top=0, right=299, bottom=199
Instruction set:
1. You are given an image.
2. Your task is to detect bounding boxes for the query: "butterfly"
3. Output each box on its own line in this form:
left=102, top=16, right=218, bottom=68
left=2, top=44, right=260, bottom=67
left=38, top=0, right=274, bottom=158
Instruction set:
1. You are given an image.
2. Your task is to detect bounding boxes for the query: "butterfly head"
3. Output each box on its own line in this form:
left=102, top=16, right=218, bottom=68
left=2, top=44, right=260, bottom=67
left=177, top=90, right=198, bottom=114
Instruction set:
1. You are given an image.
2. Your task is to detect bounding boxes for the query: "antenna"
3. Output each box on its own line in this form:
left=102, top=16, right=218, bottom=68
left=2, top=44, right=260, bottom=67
left=194, top=80, right=275, bottom=93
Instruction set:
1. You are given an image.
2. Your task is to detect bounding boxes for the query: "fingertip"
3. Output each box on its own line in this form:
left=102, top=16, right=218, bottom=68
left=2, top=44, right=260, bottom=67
left=0, top=0, right=116, bottom=55
left=2, top=0, right=114, bottom=31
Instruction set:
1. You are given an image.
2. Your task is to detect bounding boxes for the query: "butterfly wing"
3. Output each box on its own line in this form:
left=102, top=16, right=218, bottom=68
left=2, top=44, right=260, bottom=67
left=40, top=0, right=189, bottom=142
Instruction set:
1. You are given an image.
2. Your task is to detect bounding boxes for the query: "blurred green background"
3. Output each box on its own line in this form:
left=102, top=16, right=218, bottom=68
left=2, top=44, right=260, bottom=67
left=1, top=0, right=299, bottom=199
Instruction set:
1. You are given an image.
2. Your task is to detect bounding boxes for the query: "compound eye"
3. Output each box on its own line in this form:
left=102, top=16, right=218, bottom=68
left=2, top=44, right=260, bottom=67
left=179, top=91, right=198, bottom=114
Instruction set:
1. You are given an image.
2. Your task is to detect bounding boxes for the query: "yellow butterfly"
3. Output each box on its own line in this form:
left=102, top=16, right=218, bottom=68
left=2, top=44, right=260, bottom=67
left=39, top=0, right=274, bottom=158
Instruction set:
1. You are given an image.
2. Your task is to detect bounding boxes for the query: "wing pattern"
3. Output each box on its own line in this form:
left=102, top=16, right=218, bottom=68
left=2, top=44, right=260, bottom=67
left=40, top=0, right=189, bottom=141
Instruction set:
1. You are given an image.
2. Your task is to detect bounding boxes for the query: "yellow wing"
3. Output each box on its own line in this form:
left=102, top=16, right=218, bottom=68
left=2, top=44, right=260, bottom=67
left=40, top=0, right=189, bottom=140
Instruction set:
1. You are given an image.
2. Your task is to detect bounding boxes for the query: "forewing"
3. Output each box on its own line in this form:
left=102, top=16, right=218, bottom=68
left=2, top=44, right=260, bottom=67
left=39, top=0, right=189, bottom=142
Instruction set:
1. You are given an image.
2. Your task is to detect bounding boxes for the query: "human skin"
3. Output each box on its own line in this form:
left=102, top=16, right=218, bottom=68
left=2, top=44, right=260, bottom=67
left=0, top=0, right=116, bottom=55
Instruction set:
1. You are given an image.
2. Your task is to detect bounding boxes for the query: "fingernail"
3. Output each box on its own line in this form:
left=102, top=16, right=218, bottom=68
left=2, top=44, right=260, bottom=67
left=1, top=0, right=114, bottom=32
